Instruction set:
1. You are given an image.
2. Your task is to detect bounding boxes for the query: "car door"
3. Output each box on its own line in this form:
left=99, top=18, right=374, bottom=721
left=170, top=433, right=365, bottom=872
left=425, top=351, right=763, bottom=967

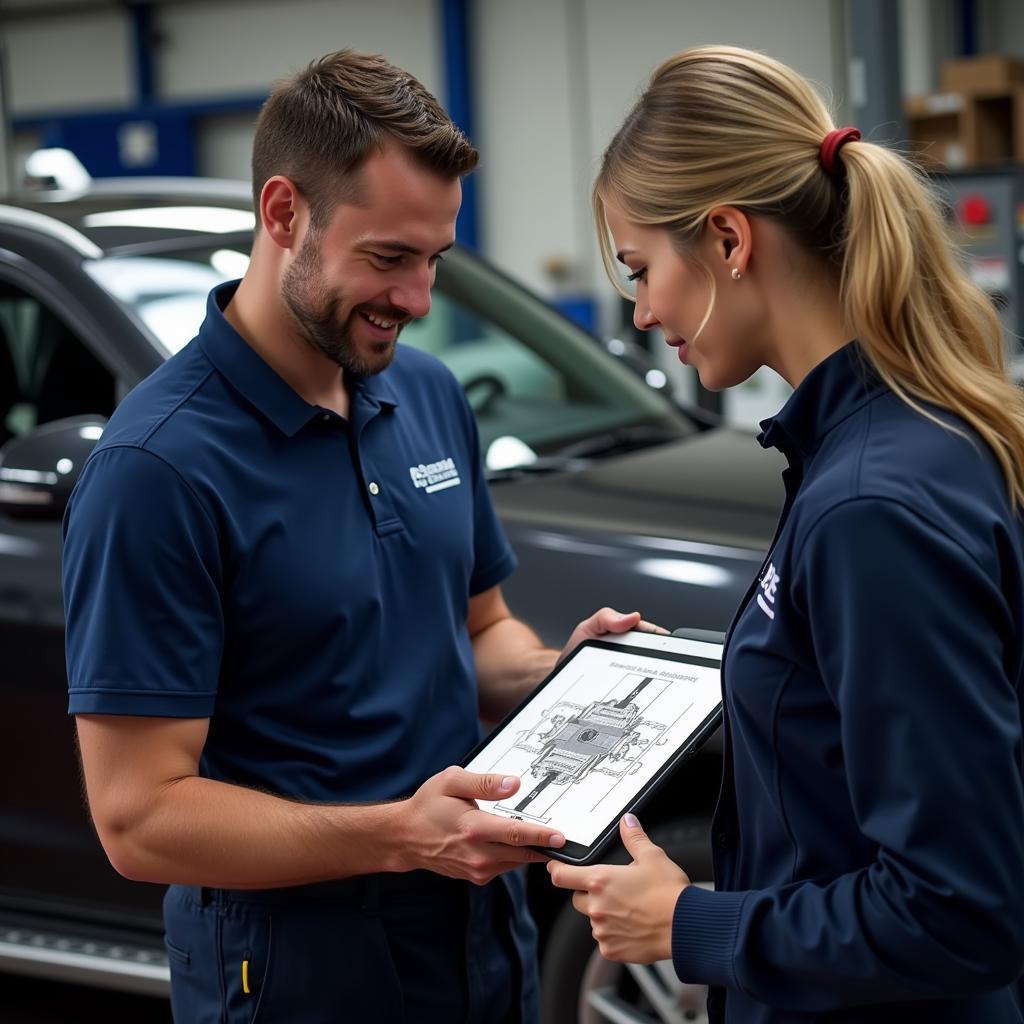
left=0, top=257, right=164, bottom=929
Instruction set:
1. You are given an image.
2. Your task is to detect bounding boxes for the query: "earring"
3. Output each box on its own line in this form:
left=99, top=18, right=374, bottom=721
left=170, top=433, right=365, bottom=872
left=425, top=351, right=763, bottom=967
left=731, top=267, right=742, bottom=281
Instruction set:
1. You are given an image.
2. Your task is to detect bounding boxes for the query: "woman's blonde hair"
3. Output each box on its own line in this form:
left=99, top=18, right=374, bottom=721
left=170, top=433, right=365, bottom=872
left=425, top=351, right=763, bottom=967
left=595, top=45, right=1024, bottom=508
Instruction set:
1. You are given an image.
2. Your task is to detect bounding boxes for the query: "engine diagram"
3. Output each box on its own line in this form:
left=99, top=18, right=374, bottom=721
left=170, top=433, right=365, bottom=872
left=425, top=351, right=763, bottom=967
left=495, top=673, right=669, bottom=824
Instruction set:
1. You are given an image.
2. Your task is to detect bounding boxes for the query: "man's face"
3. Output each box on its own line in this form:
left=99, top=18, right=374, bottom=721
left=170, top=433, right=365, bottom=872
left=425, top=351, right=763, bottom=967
left=281, top=144, right=462, bottom=376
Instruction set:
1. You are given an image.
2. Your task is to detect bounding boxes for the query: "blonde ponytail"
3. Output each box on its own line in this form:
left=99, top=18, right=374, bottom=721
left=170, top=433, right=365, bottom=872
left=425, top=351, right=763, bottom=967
left=839, top=142, right=1024, bottom=506
left=596, top=45, right=1024, bottom=509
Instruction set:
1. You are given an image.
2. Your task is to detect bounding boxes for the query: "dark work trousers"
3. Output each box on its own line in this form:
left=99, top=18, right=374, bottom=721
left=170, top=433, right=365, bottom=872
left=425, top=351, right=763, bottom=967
left=162, top=869, right=538, bottom=1024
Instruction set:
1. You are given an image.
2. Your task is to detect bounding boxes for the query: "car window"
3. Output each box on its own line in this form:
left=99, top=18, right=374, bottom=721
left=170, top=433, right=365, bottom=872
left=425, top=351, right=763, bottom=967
left=402, top=291, right=651, bottom=453
left=84, top=252, right=242, bottom=356
left=0, top=281, right=116, bottom=441
left=405, top=293, right=565, bottom=402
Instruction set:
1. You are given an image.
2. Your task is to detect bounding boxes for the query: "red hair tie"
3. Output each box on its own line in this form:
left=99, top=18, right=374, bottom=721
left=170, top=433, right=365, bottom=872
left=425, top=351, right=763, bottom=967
left=820, top=127, right=860, bottom=176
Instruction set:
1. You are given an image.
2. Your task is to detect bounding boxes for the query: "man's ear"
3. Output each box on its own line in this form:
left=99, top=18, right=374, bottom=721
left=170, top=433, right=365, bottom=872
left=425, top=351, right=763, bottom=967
left=704, top=206, right=752, bottom=277
left=259, top=176, right=307, bottom=252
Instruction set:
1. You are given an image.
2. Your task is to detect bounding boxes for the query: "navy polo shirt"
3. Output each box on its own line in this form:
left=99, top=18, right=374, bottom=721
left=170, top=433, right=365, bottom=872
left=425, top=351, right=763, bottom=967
left=672, top=344, right=1024, bottom=1022
left=64, top=281, right=516, bottom=803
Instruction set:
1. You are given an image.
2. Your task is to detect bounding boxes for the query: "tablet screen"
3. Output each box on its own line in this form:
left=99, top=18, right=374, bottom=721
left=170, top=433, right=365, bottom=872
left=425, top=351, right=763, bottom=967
left=464, top=631, right=722, bottom=857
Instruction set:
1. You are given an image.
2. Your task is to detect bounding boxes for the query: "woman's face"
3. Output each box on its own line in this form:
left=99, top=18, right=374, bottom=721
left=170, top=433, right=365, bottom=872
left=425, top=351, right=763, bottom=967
left=604, top=204, right=764, bottom=391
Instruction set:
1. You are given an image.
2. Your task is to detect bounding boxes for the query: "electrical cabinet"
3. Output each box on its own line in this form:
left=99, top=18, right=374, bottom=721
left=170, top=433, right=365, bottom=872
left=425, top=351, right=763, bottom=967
left=938, top=170, right=1024, bottom=377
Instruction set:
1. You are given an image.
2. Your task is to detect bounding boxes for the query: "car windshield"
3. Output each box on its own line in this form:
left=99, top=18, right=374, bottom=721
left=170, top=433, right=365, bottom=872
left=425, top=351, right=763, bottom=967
left=84, top=236, right=688, bottom=460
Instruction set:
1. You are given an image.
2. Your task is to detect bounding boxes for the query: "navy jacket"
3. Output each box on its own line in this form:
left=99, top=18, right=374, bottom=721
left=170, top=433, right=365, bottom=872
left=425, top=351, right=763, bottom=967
left=673, top=344, right=1024, bottom=1022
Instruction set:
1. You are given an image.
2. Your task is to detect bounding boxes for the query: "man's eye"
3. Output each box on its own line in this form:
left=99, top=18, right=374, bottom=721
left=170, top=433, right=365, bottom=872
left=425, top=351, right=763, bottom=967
left=372, top=253, right=403, bottom=266
left=626, top=267, right=647, bottom=283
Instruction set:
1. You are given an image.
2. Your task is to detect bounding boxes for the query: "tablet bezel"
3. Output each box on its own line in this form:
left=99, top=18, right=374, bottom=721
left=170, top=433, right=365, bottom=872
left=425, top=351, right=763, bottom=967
left=462, top=630, right=723, bottom=865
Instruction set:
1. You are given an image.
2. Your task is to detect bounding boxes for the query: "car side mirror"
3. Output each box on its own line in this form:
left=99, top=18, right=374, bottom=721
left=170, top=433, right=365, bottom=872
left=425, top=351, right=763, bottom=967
left=0, top=416, right=106, bottom=520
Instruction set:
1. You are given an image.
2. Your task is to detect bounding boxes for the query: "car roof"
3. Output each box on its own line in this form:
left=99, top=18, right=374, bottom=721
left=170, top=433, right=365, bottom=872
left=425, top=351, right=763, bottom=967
left=0, top=179, right=257, bottom=253
left=0, top=179, right=523, bottom=305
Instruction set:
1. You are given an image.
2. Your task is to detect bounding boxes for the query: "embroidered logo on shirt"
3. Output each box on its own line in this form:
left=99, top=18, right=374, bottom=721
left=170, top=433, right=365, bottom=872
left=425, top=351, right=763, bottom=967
left=409, top=457, right=461, bottom=494
left=757, top=562, right=780, bottom=620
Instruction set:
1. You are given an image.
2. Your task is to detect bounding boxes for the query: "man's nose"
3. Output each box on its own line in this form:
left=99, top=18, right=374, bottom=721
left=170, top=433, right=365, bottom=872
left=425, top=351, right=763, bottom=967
left=390, top=270, right=433, bottom=320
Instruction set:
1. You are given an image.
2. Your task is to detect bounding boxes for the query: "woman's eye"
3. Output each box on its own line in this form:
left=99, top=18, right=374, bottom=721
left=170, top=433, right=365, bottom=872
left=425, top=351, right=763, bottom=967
left=627, top=267, right=647, bottom=283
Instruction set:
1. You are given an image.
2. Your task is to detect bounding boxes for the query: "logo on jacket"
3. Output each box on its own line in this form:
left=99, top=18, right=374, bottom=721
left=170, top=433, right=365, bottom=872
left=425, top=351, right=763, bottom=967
left=409, top=456, right=461, bottom=494
left=757, top=562, right=780, bottom=620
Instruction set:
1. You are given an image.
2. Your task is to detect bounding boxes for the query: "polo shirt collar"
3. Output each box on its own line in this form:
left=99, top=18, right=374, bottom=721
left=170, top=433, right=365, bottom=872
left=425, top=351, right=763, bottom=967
left=355, top=364, right=400, bottom=412
left=197, top=281, right=399, bottom=436
left=757, top=341, right=886, bottom=458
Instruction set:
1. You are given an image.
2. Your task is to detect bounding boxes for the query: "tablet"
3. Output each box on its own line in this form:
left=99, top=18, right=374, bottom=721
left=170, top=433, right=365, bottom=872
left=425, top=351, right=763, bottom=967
left=463, top=630, right=723, bottom=864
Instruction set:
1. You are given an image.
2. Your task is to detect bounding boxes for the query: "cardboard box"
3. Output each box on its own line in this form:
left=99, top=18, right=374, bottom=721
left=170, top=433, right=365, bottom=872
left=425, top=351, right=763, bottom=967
left=906, top=93, right=967, bottom=170
left=905, top=88, right=1024, bottom=170
left=940, top=55, right=1024, bottom=95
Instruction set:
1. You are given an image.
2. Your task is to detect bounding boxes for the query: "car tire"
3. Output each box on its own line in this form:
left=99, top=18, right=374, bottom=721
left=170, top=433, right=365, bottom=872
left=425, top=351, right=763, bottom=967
left=539, top=818, right=713, bottom=1024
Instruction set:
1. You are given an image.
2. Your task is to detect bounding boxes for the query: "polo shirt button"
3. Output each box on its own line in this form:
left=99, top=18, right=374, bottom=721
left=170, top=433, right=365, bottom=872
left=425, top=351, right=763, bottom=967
left=716, top=831, right=734, bottom=849
left=368, top=481, right=380, bottom=496
left=321, top=413, right=330, bottom=423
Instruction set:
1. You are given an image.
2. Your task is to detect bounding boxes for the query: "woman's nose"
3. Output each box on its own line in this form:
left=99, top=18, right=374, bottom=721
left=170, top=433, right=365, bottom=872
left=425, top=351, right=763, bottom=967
left=633, top=302, right=659, bottom=332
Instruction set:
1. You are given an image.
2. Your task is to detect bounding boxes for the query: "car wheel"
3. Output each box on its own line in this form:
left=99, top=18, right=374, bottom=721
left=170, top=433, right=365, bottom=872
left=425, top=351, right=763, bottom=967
left=539, top=819, right=713, bottom=1024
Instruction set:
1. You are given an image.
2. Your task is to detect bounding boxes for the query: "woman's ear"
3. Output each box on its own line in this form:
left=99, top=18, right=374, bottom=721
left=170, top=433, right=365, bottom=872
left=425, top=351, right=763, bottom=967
left=705, top=206, right=752, bottom=277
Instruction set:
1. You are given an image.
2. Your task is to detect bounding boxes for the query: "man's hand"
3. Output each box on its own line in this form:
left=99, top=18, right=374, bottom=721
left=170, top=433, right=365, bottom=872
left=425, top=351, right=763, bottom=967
left=558, top=607, right=669, bottom=664
left=547, top=814, right=689, bottom=963
left=400, top=766, right=565, bottom=885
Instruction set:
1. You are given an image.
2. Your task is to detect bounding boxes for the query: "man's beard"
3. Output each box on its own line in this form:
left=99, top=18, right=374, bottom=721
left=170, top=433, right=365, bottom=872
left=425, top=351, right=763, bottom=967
left=281, top=234, right=405, bottom=377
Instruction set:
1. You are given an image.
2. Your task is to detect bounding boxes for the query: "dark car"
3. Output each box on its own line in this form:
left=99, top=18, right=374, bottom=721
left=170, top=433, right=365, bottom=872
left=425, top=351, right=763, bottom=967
left=0, top=179, right=783, bottom=1024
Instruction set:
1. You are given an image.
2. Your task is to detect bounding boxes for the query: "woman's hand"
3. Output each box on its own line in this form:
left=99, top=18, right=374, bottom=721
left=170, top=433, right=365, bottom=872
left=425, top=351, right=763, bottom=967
left=547, top=814, right=690, bottom=963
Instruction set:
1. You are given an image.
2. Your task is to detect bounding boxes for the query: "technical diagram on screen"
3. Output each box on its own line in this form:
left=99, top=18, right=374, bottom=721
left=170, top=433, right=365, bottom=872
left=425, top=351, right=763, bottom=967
left=463, top=630, right=723, bottom=864
left=496, top=672, right=668, bottom=824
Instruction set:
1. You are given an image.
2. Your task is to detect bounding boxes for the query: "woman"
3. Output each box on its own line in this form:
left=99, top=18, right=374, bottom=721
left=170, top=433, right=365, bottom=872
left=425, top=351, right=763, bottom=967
left=548, top=45, right=1024, bottom=1022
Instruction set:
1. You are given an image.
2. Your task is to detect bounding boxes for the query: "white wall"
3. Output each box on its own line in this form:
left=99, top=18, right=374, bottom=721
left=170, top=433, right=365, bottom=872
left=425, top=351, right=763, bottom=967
left=155, top=0, right=440, bottom=101
left=901, top=0, right=952, bottom=96
left=195, top=112, right=261, bottom=182
left=156, top=0, right=442, bottom=185
left=3, top=8, right=133, bottom=115
left=472, top=0, right=579, bottom=298
left=475, top=0, right=845, bottom=316
left=1, top=0, right=442, bottom=184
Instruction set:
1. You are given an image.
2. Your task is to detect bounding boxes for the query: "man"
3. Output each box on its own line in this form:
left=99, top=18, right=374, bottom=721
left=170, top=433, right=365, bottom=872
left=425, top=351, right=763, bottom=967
left=63, top=50, right=649, bottom=1024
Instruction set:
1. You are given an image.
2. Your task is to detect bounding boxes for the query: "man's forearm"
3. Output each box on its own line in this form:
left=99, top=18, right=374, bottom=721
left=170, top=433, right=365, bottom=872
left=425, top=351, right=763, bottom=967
left=100, top=775, right=410, bottom=889
left=474, top=616, right=558, bottom=720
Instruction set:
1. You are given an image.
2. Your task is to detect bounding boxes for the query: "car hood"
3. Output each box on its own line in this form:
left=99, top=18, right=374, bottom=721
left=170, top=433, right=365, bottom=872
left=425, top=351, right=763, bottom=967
left=491, top=426, right=786, bottom=551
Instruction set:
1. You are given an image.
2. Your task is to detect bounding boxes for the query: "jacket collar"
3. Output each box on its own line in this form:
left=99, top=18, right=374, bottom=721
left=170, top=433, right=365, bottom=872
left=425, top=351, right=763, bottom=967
left=757, top=342, right=886, bottom=458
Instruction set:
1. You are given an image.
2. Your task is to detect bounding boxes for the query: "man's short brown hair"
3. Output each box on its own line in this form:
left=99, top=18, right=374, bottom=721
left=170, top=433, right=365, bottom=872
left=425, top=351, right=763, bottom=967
left=252, top=49, right=479, bottom=229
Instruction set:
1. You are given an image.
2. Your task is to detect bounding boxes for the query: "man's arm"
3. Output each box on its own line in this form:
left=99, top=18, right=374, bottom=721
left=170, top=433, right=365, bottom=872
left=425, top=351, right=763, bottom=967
left=468, top=586, right=557, bottom=721
left=76, top=714, right=564, bottom=889
left=469, top=586, right=667, bottom=721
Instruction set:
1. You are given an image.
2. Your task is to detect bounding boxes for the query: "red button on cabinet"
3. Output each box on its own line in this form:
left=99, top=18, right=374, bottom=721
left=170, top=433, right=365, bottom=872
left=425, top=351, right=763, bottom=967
left=957, top=194, right=992, bottom=226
